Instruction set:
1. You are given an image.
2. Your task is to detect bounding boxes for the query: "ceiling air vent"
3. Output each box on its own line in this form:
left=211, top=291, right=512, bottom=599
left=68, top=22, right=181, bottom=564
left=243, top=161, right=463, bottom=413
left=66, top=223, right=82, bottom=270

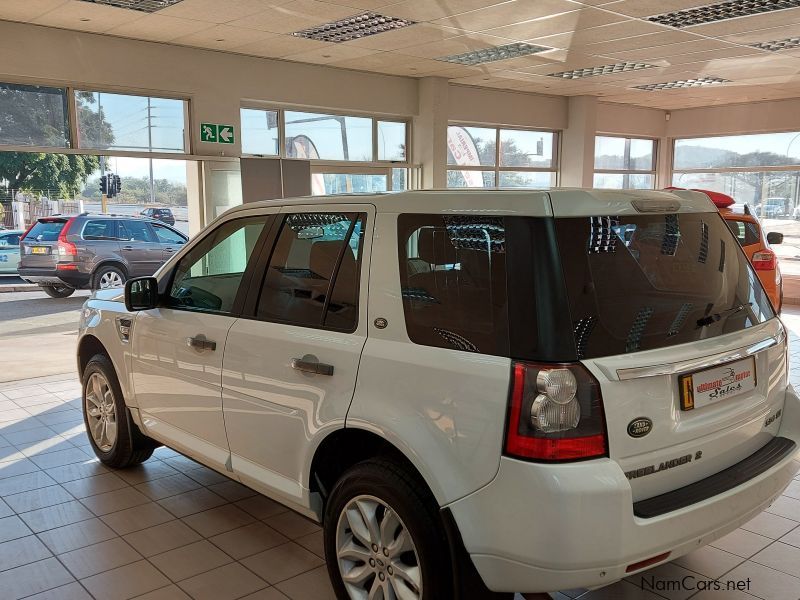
left=438, top=42, right=550, bottom=66
left=77, top=0, right=186, bottom=12
left=548, top=62, right=657, bottom=79
left=648, top=0, right=800, bottom=28
left=292, top=13, right=416, bottom=43
left=751, top=36, right=800, bottom=51
left=634, top=76, right=730, bottom=91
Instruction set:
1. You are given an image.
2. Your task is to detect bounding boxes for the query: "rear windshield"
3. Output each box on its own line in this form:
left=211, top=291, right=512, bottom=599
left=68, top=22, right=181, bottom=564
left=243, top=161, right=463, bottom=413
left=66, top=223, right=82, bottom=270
left=555, top=212, right=774, bottom=359
left=724, top=218, right=760, bottom=247
left=25, top=220, right=66, bottom=242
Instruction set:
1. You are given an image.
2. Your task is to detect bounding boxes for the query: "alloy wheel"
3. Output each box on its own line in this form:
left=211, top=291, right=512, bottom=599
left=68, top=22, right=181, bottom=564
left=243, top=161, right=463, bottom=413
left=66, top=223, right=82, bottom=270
left=99, top=271, right=124, bottom=289
left=85, top=372, right=117, bottom=452
left=336, top=494, right=422, bottom=600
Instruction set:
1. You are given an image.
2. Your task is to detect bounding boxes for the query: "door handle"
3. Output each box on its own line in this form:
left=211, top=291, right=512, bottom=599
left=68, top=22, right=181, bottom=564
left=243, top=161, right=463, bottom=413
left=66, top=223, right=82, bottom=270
left=291, top=355, right=334, bottom=376
left=187, top=336, right=217, bottom=351
left=122, top=246, right=134, bottom=251
left=164, top=247, right=175, bottom=252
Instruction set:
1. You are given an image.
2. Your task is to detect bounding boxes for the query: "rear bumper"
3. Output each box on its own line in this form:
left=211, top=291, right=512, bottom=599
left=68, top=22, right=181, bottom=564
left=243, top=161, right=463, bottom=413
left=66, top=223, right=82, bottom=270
left=447, top=384, right=800, bottom=594
left=18, top=267, right=91, bottom=289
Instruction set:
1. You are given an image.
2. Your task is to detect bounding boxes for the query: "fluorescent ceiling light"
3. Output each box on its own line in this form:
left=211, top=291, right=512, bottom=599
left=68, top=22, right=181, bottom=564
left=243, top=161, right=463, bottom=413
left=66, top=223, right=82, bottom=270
left=548, top=62, right=657, bottom=79
left=634, top=76, right=730, bottom=91
left=292, top=13, right=416, bottom=43
left=438, top=43, right=550, bottom=66
left=751, top=36, right=800, bottom=51
left=648, top=0, right=800, bottom=28
left=76, top=0, right=185, bottom=11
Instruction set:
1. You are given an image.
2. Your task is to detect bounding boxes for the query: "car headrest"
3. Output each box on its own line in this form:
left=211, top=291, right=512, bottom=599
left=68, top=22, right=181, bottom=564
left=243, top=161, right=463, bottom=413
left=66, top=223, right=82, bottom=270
left=417, top=227, right=458, bottom=265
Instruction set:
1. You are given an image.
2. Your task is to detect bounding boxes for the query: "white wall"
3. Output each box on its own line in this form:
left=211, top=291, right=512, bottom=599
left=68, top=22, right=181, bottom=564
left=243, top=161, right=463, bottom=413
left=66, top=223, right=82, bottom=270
left=448, top=84, right=567, bottom=130
left=666, top=98, right=800, bottom=139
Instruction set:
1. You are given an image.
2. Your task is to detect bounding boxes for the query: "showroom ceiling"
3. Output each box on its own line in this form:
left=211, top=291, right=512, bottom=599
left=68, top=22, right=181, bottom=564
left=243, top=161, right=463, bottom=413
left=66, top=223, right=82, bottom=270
left=4, top=0, right=800, bottom=110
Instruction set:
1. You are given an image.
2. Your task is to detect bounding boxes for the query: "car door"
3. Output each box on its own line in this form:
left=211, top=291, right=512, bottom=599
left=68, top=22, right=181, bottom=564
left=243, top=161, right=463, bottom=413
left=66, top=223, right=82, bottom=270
left=151, top=222, right=188, bottom=263
left=119, top=220, right=164, bottom=277
left=221, top=205, right=373, bottom=512
left=130, top=212, right=275, bottom=471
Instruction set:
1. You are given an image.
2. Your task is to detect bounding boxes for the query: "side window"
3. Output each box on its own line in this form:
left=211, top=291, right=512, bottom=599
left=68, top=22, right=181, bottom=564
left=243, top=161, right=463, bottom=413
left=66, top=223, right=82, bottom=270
left=0, top=234, right=20, bottom=245
left=724, top=219, right=760, bottom=247
left=120, top=220, right=157, bottom=243
left=256, top=212, right=366, bottom=330
left=168, top=217, right=269, bottom=314
left=398, top=214, right=508, bottom=355
left=152, top=224, right=186, bottom=245
left=82, top=220, right=117, bottom=241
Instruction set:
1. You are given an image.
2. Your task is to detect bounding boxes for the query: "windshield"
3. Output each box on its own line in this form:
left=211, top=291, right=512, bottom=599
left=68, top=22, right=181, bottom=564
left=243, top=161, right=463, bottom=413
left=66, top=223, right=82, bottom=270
left=554, top=212, right=774, bottom=359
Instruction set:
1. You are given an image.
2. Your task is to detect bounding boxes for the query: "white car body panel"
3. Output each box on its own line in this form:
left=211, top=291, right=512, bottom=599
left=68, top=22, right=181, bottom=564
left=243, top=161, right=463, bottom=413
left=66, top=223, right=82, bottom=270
left=74, top=190, right=800, bottom=595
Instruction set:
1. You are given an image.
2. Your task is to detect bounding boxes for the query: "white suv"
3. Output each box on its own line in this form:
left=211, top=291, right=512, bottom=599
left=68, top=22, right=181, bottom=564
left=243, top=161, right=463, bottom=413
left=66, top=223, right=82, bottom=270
left=77, top=189, right=800, bottom=598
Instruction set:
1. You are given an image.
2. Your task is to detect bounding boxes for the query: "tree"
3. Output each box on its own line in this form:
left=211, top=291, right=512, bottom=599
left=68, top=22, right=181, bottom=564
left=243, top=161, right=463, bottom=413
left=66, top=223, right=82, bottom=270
left=0, top=87, right=113, bottom=197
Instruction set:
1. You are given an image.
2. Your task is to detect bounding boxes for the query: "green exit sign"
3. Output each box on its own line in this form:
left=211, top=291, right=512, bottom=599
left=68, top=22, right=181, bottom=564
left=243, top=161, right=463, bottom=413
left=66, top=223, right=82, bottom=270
left=200, top=123, right=235, bottom=144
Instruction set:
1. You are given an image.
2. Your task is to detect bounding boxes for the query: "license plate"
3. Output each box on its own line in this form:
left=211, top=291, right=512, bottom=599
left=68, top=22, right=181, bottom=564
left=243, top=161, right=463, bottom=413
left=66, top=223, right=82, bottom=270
left=31, top=246, right=48, bottom=254
left=679, top=357, right=756, bottom=410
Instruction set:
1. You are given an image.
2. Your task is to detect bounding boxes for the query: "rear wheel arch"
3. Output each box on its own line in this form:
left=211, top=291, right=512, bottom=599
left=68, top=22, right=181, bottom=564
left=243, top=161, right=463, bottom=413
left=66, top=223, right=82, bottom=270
left=92, top=261, right=128, bottom=288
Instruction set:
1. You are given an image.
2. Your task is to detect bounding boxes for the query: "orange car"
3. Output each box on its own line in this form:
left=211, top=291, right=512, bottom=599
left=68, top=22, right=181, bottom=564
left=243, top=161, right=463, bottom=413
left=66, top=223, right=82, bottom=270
left=668, top=187, right=783, bottom=312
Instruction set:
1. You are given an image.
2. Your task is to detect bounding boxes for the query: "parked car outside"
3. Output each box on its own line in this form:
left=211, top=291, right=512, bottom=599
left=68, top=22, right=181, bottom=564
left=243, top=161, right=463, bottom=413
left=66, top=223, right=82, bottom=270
left=76, top=190, right=800, bottom=597
left=0, top=229, right=23, bottom=275
left=762, top=197, right=788, bottom=219
left=140, top=207, right=176, bottom=226
left=668, top=188, right=783, bottom=312
left=18, top=214, right=187, bottom=298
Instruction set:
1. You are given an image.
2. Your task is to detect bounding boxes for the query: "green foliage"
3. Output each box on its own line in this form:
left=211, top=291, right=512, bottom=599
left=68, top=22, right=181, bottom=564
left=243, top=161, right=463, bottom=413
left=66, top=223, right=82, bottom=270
left=81, top=176, right=187, bottom=206
left=0, top=153, right=101, bottom=197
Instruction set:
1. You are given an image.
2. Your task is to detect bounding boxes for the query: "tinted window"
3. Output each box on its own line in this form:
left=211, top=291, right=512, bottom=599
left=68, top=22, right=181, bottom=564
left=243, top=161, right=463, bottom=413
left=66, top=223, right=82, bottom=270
left=555, top=213, right=774, bottom=359
left=398, top=214, right=509, bottom=355
left=82, top=220, right=117, bottom=240
left=724, top=218, right=760, bottom=247
left=120, top=220, right=157, bottom=243
left=25, top=221, right=66, bottom=242
left=256, top=213, right=365, bottom=330
left=152, top=224, right=186, bottom=245
left=0, top=234, right=20, bottom=245
left=168, top=217, right=268, bottom=314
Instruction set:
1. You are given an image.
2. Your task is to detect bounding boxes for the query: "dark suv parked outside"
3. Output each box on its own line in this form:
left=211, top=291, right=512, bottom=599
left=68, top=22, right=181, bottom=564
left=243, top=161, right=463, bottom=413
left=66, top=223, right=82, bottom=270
left=18, top=213, right=187, bottom=298
left=140, top=207, right=175, bottom=226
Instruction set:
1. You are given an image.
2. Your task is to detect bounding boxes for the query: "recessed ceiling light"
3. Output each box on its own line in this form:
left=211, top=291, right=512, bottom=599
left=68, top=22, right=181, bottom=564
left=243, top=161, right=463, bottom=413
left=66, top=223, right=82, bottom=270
left=438, top=42, right=550, bottom=66
left=548, top=62, right=658, bottom=79
left=292, top=13, right=416, bottom=43
left=76, top=0, right=186, bottom=12
left=633, top=76, right=730, bottom=91
left=751, top=36, right=800, bottom=51
left=648, top=0, right=800, bottom=28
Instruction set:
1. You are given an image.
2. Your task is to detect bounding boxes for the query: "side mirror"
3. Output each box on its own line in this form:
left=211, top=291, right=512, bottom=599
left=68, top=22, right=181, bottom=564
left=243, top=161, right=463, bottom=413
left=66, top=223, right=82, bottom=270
left=767, top=232, right=784, bottom=245
left=125, top=277, right=159, bottom=311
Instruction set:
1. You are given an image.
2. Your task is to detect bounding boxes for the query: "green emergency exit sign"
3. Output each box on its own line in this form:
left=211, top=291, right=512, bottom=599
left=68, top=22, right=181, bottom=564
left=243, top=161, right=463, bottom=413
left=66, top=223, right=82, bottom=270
left=201, top=123, right=235, bottom=144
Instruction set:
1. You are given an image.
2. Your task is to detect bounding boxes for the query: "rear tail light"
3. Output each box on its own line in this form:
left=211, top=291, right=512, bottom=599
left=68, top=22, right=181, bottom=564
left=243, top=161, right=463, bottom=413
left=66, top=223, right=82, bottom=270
left=57, top=218, right=77, bottom=256
left=752, top=249, right=777, bottom=271
left=505, top=362, right=607, bottom=461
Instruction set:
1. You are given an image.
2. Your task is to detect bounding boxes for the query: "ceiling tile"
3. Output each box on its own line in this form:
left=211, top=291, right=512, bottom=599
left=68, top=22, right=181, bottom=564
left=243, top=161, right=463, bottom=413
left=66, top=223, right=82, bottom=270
left=529, top=18, right=666, bottom=48
left=433, top=0, right=586, bottom=32
left=721, top=24, right=800, bottom=45
left=227, top=1, right=356, bottom=33
left=325, top=0, right=401, bottom=8
left=381, top=0, right=515, bottom=23
left=330, top=52, right=451, bottom=75
left=32, top=0, right=143, bottom=32
left=481, top=7, right=623, bottom=41
left=231, top=32, right=329, bottom=57
left=283, top=43, right=381, bottom=63
left=157, top=0, right=283, bottom=23
left=172, top=24, right=276, bottom=50
left=596, top=0, right=713, bottom=19
left=342, top=23, right=466, bottom=50
left=604, top=39, right=738, bottom=60
left=682, top=8, right=800, bottom=37
left=392, top=32, right=522, bottom=59
left=108, top=14, right=214, bottom=42
left=580, top=30, right=697, bottom=54
left=0, top=0, right=68, bottom=22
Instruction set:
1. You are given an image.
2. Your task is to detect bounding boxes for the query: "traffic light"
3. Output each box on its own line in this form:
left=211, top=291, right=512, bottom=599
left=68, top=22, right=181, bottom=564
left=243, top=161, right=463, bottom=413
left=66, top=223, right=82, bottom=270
left=114, top=175, right=122, bottom=196
left=100, top=175, right=109, bottom=195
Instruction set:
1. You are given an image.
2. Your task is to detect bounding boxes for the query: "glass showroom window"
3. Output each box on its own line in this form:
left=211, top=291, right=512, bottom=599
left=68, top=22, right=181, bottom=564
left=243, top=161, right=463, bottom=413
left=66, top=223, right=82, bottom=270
left=446, top=125, right=558, bottom=188
left=593, top=136, right=656, bottom=189
left=76, top=90, right=188, bottom=153
left=0, top=82, right=70, bottom=148
left=672, top=131, right=800, bottom=277
left=241, top=107, right=412, bottom=192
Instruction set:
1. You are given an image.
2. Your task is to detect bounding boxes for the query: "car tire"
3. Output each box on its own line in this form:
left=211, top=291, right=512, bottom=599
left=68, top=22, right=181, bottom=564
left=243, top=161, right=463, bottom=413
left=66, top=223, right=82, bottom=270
left=324, top=458, right=454, bottom=600
left=93, top=265, right=126, bottom=290
left=82, top=353, right=157, bottom=468
left=40, top=284, right=75, bottom=298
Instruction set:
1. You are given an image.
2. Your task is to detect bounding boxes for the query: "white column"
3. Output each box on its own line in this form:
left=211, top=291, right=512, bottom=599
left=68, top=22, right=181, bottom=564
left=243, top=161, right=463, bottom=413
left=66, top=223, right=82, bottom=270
left=560, top=96, right=598, bottom=188
left=414, top=77, right=450, bottom=189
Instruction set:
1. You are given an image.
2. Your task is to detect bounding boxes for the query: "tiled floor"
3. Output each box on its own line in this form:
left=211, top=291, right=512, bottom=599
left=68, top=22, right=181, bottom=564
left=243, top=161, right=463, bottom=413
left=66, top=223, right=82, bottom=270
left=1, top=312, right=800, bottom=600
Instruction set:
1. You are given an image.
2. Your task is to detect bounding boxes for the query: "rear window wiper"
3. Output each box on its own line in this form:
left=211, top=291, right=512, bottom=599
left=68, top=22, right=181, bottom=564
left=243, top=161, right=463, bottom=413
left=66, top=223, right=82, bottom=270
left=696, top=303, right=752, bottom=328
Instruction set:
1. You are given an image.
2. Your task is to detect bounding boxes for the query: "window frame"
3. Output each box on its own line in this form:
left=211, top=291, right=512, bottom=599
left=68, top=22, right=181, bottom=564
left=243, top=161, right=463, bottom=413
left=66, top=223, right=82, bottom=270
left=161, top=214, right=277, bottom=317
left=241, top=208, right=371, bottom=334
left=446, top=123, right=560, bottom=188
left=593, top=134, right=658, bottom=190
left=0, top=81, right=71, bottom=149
